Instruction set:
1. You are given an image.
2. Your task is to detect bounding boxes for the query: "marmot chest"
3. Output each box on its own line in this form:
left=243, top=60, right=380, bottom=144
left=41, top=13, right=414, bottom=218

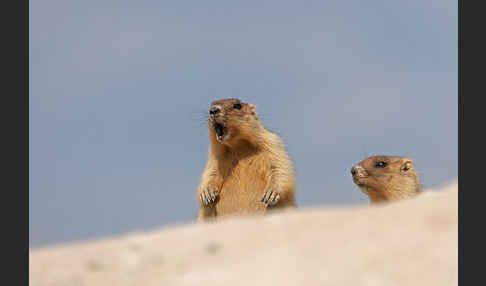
left=215, top=157, right=269, bottom=215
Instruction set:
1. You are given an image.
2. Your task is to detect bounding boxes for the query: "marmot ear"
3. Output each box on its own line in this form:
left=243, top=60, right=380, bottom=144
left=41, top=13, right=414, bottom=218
left=401, top=160, right=412, bottom=172
left=248, top=103, right=257, bottom=116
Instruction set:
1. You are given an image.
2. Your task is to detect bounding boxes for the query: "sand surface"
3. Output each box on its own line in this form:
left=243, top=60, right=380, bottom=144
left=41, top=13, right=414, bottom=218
left=30, top=182, right=458, bottom=286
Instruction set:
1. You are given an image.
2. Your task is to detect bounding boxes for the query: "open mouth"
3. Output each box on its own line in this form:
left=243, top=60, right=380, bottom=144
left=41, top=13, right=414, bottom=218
left=213, top=122, right=226, bottom=142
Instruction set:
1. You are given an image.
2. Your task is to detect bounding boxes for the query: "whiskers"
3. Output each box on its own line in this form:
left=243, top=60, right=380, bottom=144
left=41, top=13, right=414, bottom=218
left=187, top=109, right=211, bottom=141
left=188, top=109, right=210, bottom=129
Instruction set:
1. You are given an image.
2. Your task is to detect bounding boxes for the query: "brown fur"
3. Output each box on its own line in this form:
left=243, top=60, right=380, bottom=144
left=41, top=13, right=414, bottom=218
left=351, top=155, right=422, bottom=204
left=197, top=98, right=296, bottom=221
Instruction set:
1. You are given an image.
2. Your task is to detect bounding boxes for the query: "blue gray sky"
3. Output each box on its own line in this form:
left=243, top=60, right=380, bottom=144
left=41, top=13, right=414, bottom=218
left=30, top=0, right=457, bottom=248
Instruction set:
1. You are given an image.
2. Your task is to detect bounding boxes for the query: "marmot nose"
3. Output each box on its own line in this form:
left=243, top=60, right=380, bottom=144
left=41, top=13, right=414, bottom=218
left=351, top=165, right=367, bottom=177
left=209, top=105, right=221, bottom=115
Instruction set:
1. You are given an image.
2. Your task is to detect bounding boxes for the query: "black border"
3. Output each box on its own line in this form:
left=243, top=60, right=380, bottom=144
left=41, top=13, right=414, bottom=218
left=5, top=0, right=28, bottom=284
left=459, top=0, right=485, bottom=284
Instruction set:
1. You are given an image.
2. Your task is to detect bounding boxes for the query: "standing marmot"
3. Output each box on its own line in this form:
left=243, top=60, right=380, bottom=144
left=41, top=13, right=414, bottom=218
left=197, top=98, right=296, bottom=221
left=351, top=155, right=422, bottom=204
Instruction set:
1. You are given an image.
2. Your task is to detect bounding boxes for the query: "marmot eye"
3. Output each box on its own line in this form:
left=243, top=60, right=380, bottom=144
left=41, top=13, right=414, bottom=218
left=233, top=103, right=242, bottom=109
left=375, top=161, right=387, bottom=168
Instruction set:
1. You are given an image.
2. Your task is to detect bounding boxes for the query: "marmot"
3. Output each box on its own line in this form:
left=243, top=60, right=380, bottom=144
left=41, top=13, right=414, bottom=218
left=351, top=155, right=422, bottom=204
left=197, top=98, right=296, bottom=221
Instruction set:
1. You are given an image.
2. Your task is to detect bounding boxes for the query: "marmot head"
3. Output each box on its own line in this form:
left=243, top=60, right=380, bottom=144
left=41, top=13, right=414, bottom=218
left=351, top=155, right=422, bottom=203
left=207, top=98, right=260, bottom=146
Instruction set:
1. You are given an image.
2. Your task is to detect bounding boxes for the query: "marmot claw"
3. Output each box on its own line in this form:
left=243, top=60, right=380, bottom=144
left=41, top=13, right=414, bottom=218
left=201, top=188, right=219, bottom=205
left=261, top=189, right=280, bottom=206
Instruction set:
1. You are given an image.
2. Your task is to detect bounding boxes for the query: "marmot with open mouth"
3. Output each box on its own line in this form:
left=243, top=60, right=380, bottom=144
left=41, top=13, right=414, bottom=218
left=197, top=98, right=296, bottom=221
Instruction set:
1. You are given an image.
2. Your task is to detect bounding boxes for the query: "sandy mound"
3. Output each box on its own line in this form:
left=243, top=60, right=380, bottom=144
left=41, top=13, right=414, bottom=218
left=30, top=182, right=458, bottom=286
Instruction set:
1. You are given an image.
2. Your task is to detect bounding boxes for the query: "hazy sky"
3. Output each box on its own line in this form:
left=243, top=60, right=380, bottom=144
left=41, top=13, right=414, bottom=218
left=30, top=0, right=457, bottom=248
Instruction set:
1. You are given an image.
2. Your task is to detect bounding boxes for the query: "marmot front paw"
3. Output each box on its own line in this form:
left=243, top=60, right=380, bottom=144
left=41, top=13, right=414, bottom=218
left=200, top=187, right=220, bottom=205
left=260, top=189, right=280, bottom=206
